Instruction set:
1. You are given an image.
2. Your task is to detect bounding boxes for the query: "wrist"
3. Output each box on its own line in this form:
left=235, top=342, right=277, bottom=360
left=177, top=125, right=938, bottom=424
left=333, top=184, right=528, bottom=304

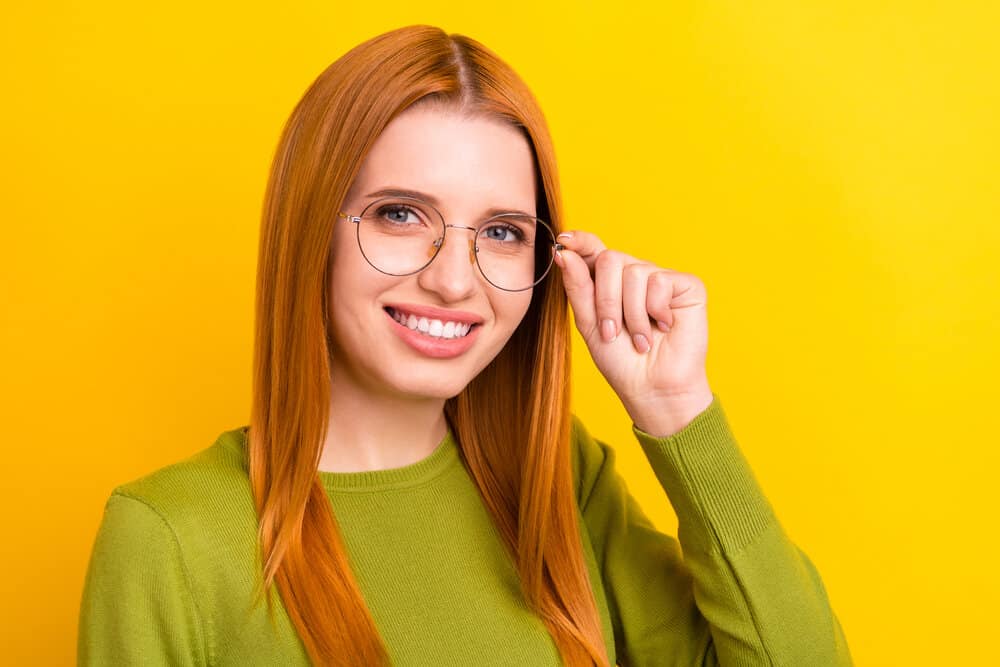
left=626, top=384, right=714, bottom=438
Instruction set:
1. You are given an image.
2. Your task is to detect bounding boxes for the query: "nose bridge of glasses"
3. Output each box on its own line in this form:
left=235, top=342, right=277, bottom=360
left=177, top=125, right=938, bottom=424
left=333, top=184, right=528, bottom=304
left=436, top=223, right=478, bottom=263
left=443, top=223, right=478, bottom=236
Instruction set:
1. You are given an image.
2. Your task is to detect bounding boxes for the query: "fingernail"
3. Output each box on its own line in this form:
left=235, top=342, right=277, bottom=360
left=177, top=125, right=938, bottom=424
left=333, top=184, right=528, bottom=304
left=633, top=333, right=650, bottom=353
left=556, top=232, right=573, bottom=241
left=601, top=318, right=617, bottom=342
left=553, top=249, right=563, bottom=267
left=657, top=320, right=671, bottom=332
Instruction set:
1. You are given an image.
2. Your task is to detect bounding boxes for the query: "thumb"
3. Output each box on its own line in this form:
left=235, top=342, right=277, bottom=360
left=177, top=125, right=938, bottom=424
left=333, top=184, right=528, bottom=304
left=555, top=248, right=597, bottom=336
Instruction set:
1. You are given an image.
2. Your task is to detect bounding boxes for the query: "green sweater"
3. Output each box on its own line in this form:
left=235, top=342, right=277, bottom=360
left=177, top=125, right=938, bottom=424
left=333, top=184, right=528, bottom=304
left=77, top=394, right=852, bottom=666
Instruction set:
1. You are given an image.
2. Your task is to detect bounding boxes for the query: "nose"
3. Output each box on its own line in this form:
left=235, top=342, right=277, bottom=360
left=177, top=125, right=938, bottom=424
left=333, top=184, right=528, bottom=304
left=416, top=224, right=480, bottom=302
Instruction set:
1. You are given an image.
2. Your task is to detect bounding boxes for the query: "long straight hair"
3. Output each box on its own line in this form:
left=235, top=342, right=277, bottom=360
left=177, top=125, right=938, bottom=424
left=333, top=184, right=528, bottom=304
left=248, top=25, right=609, bottom=666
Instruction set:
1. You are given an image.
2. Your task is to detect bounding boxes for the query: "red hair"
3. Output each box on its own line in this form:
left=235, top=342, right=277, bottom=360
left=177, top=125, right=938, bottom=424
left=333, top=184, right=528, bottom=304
left=248, top=24, right=608, bottom=666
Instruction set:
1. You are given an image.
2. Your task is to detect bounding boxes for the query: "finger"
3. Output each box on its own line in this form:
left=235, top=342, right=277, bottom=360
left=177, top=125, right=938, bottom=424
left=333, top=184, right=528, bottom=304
left=622, top=263, right=657, bottom=353
left=592, top=249, right=626, bottom=343
left=553, top=247, right=598, bottom=338
left=555, top=230, right=608, bottom=272
left=646, top=270, right=678, bottom=330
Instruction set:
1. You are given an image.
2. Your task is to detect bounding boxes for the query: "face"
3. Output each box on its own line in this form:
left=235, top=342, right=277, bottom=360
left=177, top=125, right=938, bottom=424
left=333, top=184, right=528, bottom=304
left=326, top=104, right=539, bottom=401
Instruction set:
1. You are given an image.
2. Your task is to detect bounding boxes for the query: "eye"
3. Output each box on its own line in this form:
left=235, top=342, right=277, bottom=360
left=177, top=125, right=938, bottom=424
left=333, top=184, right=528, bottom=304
left=482, top=222, right=527, bottom=243
left=377, top=204, right=421, bottom=225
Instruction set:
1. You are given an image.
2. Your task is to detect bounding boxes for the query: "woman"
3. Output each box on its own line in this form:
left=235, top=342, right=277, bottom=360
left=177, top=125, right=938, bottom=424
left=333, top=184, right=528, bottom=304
left=78, top=24, right=852, bottom=667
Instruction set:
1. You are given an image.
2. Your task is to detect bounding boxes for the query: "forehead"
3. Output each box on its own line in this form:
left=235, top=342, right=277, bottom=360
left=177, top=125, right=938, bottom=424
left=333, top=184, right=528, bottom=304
left=347, top=106, right=537, bottom=214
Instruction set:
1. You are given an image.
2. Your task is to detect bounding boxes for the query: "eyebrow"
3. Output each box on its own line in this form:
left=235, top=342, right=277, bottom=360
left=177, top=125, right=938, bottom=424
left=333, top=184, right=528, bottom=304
left=363, top=187, right=536, bottom=218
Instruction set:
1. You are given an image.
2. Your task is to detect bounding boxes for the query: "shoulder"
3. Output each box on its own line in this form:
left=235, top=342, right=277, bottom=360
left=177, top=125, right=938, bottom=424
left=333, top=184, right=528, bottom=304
left=105, top=426, right=254, bottom=537
left=83, top=425, right=260, bottom=662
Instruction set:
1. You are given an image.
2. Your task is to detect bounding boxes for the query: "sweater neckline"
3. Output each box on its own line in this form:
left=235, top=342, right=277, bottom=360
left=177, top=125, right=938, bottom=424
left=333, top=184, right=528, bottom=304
left=222, top=425, right=461, bottom=492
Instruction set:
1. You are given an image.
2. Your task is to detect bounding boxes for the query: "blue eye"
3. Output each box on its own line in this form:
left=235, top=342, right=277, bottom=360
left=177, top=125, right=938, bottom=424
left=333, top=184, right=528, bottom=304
left=482, top=222, right=526, bottom=243
left=378, top=205, right=420, bottom=225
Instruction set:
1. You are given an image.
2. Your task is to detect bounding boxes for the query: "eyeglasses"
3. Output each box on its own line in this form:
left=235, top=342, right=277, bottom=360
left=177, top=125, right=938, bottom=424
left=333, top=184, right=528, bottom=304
left=337, top=195, right=564, bottom=292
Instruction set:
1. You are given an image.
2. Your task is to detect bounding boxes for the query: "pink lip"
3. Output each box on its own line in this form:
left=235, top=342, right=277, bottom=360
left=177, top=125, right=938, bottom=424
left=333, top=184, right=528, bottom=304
left=383, top=302, right=484, bottom=325
left=384, top=308, right=481, bottom=359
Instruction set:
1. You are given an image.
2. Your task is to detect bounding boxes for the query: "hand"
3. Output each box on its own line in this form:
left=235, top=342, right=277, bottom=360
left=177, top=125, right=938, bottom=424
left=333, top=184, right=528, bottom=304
left=553, top=230, right=714, bottom=437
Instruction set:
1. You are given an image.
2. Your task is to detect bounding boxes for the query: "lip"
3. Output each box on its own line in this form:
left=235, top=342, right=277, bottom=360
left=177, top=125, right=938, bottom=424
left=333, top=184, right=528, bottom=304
left=383, top=302, right=484, bottom=325
left=384, top=307, right=481, bottom=359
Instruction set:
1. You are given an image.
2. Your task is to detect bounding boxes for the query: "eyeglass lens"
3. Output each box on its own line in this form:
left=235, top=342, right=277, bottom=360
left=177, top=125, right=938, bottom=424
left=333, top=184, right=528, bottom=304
left=355, top=197, right=555, bottom=291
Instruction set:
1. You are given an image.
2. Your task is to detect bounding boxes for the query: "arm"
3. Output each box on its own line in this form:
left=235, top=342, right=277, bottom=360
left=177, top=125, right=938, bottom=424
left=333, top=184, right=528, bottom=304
left=78, top=492, right=208, bottom=666
left=575, top=394, right=852, bottom=666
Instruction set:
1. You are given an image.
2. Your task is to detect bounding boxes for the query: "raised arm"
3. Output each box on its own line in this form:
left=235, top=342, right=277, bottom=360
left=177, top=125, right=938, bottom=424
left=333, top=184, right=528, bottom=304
left=574, top=397, right=852, bottom=666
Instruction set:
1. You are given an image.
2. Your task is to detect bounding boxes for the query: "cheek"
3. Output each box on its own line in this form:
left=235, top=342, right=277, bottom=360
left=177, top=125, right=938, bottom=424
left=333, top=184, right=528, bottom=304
left=494, top=293, right=534, bottom=334
left=327, top=230, right=386, bottom=306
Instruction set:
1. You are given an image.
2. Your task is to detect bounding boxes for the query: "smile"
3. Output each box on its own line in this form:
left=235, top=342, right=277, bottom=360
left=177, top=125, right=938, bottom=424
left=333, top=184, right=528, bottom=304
left=385, top=307, right=477, bottom=340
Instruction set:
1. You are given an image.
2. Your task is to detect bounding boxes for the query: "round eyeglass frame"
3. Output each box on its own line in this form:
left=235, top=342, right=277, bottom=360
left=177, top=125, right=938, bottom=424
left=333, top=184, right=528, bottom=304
left=337, top=195, right=565, bottom=292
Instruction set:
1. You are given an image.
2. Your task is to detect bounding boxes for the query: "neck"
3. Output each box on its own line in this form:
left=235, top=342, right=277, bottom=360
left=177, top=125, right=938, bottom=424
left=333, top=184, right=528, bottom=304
left=319, top=366, right=450, bottom=474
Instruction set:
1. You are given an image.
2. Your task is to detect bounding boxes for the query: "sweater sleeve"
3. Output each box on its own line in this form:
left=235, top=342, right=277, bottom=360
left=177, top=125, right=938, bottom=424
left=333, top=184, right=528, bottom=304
left=574, top=393, right=853, bottom=666
left=77, top=492, right=208, bottom=666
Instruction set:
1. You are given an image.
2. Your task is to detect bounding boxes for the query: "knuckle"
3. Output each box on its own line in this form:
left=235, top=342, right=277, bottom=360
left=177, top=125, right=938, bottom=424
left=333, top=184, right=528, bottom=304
left=593, top=249, right=619, bottom=270
left=595, top=293, right=618, bottom=311
left=622, top=262, right=645, bottom=281
left=651, top=271, right=673, bottom=287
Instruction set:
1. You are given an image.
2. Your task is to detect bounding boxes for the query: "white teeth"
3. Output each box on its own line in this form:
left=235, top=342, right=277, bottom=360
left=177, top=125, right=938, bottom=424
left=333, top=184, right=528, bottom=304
left=389, top=308, right=474, bottom=340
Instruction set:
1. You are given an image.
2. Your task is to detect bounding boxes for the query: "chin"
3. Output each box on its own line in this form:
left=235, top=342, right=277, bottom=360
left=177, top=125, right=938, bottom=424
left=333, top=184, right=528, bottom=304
left=387, top=374, right=471, bottom=401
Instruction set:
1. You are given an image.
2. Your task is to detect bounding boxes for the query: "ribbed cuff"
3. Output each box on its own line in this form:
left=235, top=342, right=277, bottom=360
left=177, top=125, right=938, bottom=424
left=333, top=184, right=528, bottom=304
left=631, top=393, right=776, bottom=556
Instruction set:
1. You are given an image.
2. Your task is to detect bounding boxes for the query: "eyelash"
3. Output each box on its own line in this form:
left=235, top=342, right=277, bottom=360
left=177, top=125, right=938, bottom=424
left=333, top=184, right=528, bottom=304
left=484, top=222, right=525, bottom=242
left=378, top=205, right=422, bottom=224
left=377, top=205, right=527, bottom=242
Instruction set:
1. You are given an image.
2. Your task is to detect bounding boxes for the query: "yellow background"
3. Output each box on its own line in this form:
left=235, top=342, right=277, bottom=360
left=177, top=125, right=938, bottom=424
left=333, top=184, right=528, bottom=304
left=3, top=2, right=997, bottom=665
